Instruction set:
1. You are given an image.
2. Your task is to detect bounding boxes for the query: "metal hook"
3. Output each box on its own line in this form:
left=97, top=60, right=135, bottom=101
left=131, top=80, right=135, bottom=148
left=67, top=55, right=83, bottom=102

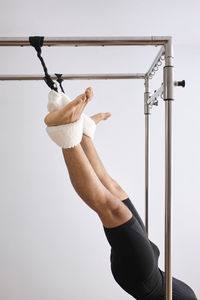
left=153, top=66, right=159, bottom=72
left=151, top=70, right=155, bottom=77
left=161, top=55, right=165, bottom=61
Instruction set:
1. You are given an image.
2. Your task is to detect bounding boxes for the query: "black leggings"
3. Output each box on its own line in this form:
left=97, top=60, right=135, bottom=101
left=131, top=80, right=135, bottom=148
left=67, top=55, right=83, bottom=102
left=103, top=198, right=197, bottom=300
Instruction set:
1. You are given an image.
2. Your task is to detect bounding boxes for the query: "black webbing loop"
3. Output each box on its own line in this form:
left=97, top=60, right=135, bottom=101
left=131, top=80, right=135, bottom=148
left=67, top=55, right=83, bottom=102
left=29, top=36, right=57, bottom=91
left=55, top=73, right=65, bottom=93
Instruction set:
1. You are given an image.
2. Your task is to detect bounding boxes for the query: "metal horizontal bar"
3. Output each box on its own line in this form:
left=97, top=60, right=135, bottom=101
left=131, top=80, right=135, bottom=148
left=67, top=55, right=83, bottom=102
left=0, top=36, right=171, bottom=47
left=0, top=73, right=146, bottom=81
left=146, top=46, right=165, bottom=78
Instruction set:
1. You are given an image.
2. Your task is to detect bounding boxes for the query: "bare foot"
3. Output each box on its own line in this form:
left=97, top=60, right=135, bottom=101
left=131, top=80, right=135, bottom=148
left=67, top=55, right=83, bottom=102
left=90, top=112, right=111, bottom=125
left=44, top=87, right=93, bottom=126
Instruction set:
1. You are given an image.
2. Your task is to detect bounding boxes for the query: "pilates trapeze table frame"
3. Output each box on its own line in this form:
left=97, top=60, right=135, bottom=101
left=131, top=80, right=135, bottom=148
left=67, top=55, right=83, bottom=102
left=0, top=36, right=174, bottom=300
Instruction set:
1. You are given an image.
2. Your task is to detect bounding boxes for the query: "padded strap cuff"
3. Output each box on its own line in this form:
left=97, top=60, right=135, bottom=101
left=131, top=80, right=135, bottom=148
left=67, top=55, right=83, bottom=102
left=46, top=114, right=84, bottom=149
left=82, top=113, right=96, bottom=140
left=47, top=90, right=96, bottom=141
left=47, top=90, right=71, bottom=112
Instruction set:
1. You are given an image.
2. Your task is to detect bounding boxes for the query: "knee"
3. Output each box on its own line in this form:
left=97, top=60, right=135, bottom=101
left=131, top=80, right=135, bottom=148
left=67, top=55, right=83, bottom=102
left=95, top=195, right=123, bottom=216
left=97, top=198, right=132, bottom=228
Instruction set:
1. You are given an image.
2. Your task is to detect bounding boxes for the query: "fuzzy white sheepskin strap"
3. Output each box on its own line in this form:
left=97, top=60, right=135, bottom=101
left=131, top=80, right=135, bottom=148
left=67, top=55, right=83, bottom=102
left=82, top=113, right=96, bottom=140
left=46, top=114, right=84, bottom=149
left=47, top=90, right=96, bottom=139
left=47, top=90, right=71, bottom=112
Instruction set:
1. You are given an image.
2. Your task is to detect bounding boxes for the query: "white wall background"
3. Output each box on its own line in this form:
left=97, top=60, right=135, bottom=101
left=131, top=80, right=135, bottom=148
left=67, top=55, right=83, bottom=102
left=0, top=0, right=199, bottom=299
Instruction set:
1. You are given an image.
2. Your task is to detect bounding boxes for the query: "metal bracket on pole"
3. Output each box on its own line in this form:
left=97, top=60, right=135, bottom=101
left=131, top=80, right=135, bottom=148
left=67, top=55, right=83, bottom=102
left=164, top=66, right=174, bottom=101
left=144, top=78, right=151, bottom=115
left=147, top=84, right=164, bottom=105
left=146, top=46, right=165, bottom=79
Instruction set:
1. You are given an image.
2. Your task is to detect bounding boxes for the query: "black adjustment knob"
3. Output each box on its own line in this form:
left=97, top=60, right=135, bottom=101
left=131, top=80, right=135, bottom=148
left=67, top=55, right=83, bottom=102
left=177, top=80, right=185, bottom=87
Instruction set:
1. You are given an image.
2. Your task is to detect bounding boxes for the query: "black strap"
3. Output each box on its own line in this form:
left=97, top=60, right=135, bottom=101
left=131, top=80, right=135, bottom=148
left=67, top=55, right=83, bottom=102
left=55, top=73, right=65, bottom=93
left=29, top=36, right=57, bottom=91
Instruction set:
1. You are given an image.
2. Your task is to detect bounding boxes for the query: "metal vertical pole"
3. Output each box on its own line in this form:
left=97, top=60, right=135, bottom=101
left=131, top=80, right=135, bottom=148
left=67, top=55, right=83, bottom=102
left=164, top=38, right=174, bottom=300
left=144, top=78, right=150, bottom=236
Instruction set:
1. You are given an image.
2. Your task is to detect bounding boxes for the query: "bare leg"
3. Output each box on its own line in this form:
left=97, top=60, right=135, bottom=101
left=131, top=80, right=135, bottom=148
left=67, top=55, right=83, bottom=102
left=44, top=87, right=132, bottom=228
left=81, top=133, right=128, bottom=200
left=62, top=145, right=132, bottom=228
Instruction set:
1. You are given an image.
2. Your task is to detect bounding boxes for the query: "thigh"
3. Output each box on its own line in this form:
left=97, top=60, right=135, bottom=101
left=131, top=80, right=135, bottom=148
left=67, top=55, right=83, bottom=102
left=103, top=216, right=160, bottom=298
left=123, top=198, right=161, bottom=262
left=104, top=216, right=156, bottom=279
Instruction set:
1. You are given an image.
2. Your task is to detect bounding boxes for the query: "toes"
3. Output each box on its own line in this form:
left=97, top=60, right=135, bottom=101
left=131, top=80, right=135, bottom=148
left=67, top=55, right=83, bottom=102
left=89, top=112, right=111, bottom=125
left=86, top=87, right=92, bottom=94
left=85, top=87, right=93, bottom=101
left=74, top=93, right=90, bottom=116
left=80, top=94, right=87, bottom=102
left=103, top=112, right=112, bottom=120
left=75, top=94, right=86, bottom=105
